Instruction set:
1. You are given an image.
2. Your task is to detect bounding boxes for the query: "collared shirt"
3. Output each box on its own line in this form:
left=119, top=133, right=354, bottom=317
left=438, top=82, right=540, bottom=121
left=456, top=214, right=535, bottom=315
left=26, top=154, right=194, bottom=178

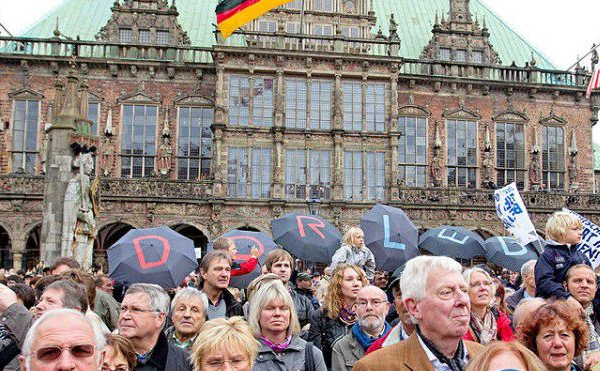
left=164, top=326, right=197, bottom=351
left=416, top=333, right=469, bottom=371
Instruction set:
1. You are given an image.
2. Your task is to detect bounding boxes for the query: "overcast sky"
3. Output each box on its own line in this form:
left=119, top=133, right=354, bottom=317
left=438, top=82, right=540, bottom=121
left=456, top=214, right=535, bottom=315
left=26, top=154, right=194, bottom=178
left=1, top=0, right=600, bottom=136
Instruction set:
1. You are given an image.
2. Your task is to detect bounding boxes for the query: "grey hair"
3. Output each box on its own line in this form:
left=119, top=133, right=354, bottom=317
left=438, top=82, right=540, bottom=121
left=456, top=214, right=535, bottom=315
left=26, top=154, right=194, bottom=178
left=521, top=259, right=537, bottom=278
left=170, top=287, right=206, bottom=313
left=400, top=256, right=463, bottom=302
left=125, top=283, right=170, bottom=316
left=247, top=279, right=301, bottom=338
left=512, top=297, right=546, bottom=329
left=45, top=280, right=88, bottom=312
left=22, top=309, right=106, bottom=371
left=462, top=267, right=492, bottom=288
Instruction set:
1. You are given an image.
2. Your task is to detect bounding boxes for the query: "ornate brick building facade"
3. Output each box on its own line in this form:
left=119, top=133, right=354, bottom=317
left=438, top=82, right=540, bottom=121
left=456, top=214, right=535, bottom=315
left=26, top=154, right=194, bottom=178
left=0, top=0, right=599, bottom=270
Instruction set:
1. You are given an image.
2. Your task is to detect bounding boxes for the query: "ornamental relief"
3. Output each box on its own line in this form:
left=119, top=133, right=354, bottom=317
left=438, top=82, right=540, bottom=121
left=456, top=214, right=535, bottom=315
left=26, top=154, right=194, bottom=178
left=492, top=110, right=529, bottom=122
left=442, top=105, right=482, bottom=120
left=397, top=104, right=430, bottom=117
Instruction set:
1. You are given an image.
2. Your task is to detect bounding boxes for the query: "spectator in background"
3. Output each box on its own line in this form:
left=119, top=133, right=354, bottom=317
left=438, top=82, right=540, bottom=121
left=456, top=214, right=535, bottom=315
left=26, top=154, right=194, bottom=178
left=6, top=275, right=23, bottom=287
left=463, top=267, right=514, bottom=344
left=373, top=272, right=388, bottom=290
left=199, top=251, right=243, bottom=320
left=94, top=273, right=121, bottom=331
left=96, top=274, right=115, bottom=296
left=212, top=237, right=260, bottom=277
left=191, top=317, right=258, bottom=371
left=507, top=270, right=521, bottom=291
left=308, top=264, right=368, bottom=369
left=249, top=280, right=326, bottom=371
left=103, top=334, right=137, bottom=371
left=332, top=286, right=391, bottom=371
left=165, top=287, right=205, bottom=351
left=507, top=259, right=537, bottom=313
left=49, top=256, right=81, bottom=275
left=330, top=228, right=376, bottom=281
left=9, top=283, right=35, bottom=310
left=296, top=272, right=320, bottom=310
left=493, top=278, right=510, bottom=315
left=513, top=298, right=546, bottom=341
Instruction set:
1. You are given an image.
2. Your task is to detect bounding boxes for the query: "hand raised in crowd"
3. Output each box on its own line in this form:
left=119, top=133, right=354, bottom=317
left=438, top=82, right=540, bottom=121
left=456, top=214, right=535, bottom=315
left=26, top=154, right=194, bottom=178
left=566, top=295, right=584, bottom=315
left=0, top=283, right=17, bottom=312
left=251, top=246, right=259, bottom=258
left=584, top=350, right=600, bottom=370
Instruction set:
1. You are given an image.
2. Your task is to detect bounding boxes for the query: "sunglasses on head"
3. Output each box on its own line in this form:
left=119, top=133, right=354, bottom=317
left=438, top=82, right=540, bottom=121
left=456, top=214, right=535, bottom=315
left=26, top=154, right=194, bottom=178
left=33, top=344, right=95, bottom=361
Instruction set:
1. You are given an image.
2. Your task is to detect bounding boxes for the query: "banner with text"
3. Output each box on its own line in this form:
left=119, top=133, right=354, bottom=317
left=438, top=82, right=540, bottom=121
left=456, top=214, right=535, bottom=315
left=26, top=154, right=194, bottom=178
left=563, top=208, right=600, bottom=268
left=494, top=183, right=538, bottom=246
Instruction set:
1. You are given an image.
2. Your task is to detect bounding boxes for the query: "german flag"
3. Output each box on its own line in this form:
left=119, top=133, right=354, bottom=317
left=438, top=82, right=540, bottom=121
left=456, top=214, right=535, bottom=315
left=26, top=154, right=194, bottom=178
left=216, top=0, right=295, bottom=38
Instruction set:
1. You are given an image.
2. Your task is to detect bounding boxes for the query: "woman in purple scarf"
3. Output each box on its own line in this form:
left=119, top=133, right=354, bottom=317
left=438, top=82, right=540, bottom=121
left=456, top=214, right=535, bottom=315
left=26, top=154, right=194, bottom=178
left=249, top=280, right=327, bottom=371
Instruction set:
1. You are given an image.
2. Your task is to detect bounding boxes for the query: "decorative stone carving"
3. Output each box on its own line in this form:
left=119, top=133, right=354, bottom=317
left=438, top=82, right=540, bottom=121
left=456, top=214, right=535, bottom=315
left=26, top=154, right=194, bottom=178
left=105, top=106, right=115, bottom=136
left=569, top=130, right=579, bottom=192
left=158, top=137, right=173, bottom=177
left=481, top=125, right=494, bottom=187
left=99, top=137, right=116, bottom=177
left=529, top=130, right=542, bottom=190
left=430, top=123, right=443, bottom=187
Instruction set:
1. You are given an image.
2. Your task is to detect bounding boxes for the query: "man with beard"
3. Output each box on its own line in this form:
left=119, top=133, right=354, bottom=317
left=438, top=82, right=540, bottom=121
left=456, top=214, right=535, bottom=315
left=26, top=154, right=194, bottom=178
left=354, top=256, right=484, bottom=371
left=331, top=286, right=391, bottom=371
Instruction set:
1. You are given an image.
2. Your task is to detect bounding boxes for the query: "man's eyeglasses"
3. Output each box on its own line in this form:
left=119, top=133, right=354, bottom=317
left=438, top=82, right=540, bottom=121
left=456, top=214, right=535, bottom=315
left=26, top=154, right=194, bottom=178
left=120, top=306, right=159, bottom=314
left=203, top=358, right=249, bottom=370
left=31, top=344, right=96, bottom=362
left=356, top=299, right=386, bottom=308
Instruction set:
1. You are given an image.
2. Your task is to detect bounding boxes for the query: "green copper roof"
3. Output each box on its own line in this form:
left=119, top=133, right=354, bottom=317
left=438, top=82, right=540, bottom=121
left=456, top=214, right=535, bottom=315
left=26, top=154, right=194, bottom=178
left=21, top=0, right=555, bottom=69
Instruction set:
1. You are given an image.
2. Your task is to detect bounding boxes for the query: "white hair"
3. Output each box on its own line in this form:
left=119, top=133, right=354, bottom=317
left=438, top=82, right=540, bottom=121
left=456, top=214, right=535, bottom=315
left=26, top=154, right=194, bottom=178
left=400, top=256, right=463, bottom=302
left=521, top=259, right=537, bottom=277
left=125, top=283, right=170, bottom=317
left=462, top=267, right=492, bottom=288
left=22, top=308, right=106, bottom=371
left=170, top=287, right=205, bottom=313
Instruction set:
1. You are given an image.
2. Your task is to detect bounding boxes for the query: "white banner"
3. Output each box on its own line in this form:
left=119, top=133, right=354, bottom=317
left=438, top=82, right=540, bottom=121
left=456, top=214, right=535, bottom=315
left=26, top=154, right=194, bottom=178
left=563, top=208, right=600, bottom=268
left=494, top=183, right=538, bottom=246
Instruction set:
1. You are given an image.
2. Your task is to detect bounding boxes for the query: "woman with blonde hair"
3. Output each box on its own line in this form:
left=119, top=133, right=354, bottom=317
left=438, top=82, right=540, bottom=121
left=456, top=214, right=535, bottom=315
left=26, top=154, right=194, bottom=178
left=465, top=341, right=547, bottom=371
left=329, top=227, right=375, bottom=281
left=249, top=280, right=326, bottom=371
left=308, top=263, right=368, bottom=368
left=191, top=316, right=259, bottom=371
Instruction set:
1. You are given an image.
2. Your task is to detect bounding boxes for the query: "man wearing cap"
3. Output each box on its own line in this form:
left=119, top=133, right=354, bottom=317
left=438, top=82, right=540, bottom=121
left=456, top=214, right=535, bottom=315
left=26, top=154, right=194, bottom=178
left=296, top=272, right=320, bottom=309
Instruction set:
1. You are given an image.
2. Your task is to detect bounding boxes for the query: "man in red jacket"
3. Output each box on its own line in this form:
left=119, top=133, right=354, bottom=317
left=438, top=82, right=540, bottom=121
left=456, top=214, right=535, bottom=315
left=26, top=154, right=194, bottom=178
left=212, top=237, right=259, bottom=277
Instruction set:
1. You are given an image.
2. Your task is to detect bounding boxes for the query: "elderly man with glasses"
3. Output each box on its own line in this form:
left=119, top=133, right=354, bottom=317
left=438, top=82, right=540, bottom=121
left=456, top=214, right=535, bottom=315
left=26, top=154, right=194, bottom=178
left=117, top=283, right=191, bottom=371
left=18, top=308, right=105, bottom=371
left=331, top=286, right=391, bottom=371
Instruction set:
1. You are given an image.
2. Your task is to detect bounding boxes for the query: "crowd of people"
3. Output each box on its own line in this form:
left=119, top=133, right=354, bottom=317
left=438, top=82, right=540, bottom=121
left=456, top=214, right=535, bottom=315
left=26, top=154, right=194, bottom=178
left=0, top=211, right=599, bottom=371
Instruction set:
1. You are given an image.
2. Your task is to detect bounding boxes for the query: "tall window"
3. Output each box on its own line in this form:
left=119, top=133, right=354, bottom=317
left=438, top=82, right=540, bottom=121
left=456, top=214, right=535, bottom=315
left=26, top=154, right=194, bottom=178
left=455, top=49, right=467, bottom=63
left=496, top=122, right=525, bottom=188
left=177, top=107, right=213, bottom=180
left=285, top=149, right=307, bottom=199
left=365, top=152, right=385, bottom=200
left=284, top=149, right=332, bottom=200
left=447, top=120, right=477, bottom=188
left=344, top=151, right=363, bottom=200
left=309, top=80, right=331, bottom=130
left=285, top=79, right=307, bottom=128
left=283, top=0, right=302, bottom=9
left=229, top=75, right=273, bottom=127
left=313, top=0, right=332, bottom=11
left=227, top=147, right=248, bottom=197
left=472, top=51, right=483, bottom=64
left=87, top=102, right=100, bottom=135
left=120, top=105, right=157, bottom=178
left=542, top=126, right=565, bottom=191
left=11, top=99, right=39, bottom=173
left=366, top=83, right=385, bottom=132
left=227, top=147, right=271, bottom=198
left=139, top=30, right=150, bottom=44
left=398, top=116, right=427, bottom=187
left=258, top=20, right=276, bottom=33
left=343, top=81, right=362, bottom=131
left=439, top=48, right=451, bottom=61
left=156, top=30, right=170, bottom=45
left=313, top=24, right=333, bottom=36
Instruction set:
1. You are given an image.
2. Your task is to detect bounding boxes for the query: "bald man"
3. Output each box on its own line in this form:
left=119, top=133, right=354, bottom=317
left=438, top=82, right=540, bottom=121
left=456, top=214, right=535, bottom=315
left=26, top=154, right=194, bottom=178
left=332, top=286, right=391, bottom=371
left=18, top=309, right=105, bottom=371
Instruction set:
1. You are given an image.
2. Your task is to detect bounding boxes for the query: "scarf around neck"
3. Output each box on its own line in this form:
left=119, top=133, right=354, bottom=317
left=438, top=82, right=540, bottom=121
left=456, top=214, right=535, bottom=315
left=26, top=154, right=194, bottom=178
left=416, top=325, right=466, bottom=371
left=470, top=308, right=497, bottom=345
left=339, top=302, right=357, bottom=326
left=352, top=321, right=391, bottom=351
left=260, top=335, right=292, bottom=353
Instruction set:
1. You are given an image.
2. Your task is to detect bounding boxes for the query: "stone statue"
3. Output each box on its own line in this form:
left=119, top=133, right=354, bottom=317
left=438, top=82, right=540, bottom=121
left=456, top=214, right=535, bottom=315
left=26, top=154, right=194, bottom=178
left=99, top=137, right=115, bottom=176
left=482, top=150, right=494, bottom=185
left=430, top=149, right=443, bottom=187
left=529, top=155, right=541, bottom=189
left=158, top=136, right=173, bottom=176
left=569, top=156, right=580, bottom=191
left=61, top=152, right=97, bottom=270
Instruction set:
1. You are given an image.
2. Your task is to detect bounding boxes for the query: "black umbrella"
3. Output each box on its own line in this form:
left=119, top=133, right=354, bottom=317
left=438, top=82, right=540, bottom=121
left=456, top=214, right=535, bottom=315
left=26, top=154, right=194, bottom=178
left=419, top=226, right=486, bottom=259
left=210, top=229, right=279, bottom=288
left=271, top=212, right=341, bottom=264
left=360, top=204, right=420, bottom=272
left=484, top=236, right=538, bottom=272
left=108, top=226, right=198, bottom=289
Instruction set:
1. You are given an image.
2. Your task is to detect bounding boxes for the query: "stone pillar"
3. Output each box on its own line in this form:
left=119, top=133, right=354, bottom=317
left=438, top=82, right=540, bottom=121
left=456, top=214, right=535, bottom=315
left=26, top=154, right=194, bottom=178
left=389, top=68, right=399, bottom=200
left=11, top=238, right=26, bottom=271
left=39, top=71, right=80, bottom=265
left=272, top=130, right=284, bottom=199
left=332, top=132, right=343, bottom=201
